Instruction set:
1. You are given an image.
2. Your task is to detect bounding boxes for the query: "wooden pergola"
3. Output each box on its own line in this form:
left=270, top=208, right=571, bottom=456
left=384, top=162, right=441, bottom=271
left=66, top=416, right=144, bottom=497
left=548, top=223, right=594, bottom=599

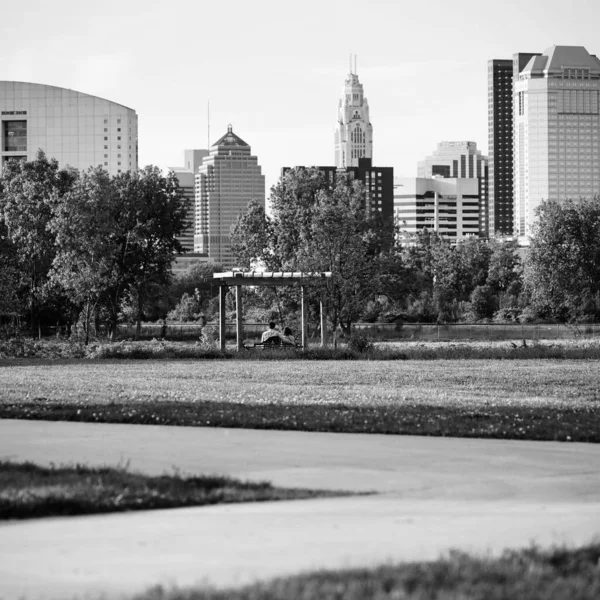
left=212, top=271, right=332, bottom=351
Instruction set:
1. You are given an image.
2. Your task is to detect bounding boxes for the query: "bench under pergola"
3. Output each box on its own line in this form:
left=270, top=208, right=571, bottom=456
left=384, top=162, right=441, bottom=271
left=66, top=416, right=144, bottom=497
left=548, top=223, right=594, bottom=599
left=212, top=271, right=332, bottom=351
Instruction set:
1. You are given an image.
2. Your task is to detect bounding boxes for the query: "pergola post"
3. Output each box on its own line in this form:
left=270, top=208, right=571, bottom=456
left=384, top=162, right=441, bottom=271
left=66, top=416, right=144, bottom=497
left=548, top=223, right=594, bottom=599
left=320, top=298, right=327, bottom=347
left=301, top=284, right=308, bottom=350
left=235, top=285, right=243, bottom=352
left=219, top=285, right=227, bottom=351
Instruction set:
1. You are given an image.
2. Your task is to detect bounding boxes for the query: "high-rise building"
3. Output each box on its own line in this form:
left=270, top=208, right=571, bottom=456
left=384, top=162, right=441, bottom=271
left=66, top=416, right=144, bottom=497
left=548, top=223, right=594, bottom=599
left=282, top=158, right=393, bottom=223
left=334, top=64, right=373, bottom=168
left=0, top=81, right=138, bottom=176
left=513, top=46, right=600, bottom=237
left=194, top=125, right=265, bottom=268
left=487, top=54, right=539, bottom=236
left=394, top=177, right=481, bottom=241
left=417, top=141, right=488, bottom=237
left=170, top=149, right=209, bottom=252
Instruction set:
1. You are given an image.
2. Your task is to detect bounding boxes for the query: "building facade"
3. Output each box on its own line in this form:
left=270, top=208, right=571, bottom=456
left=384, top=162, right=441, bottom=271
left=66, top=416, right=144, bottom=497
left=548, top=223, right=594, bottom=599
left=417, top=141, right=488, bottom=237
left=0, top=81, right=138, bottom=175
left=170, top=149, right=209, bottom=252
left=394, top=177, right=481, bottom=241
left=514, top=45, right=600, bottom=237
left=194, top=125, right=265, bottom=268
left=487, top=54, right=540, bottom=236
left=334, top=67, right=373, bottom=168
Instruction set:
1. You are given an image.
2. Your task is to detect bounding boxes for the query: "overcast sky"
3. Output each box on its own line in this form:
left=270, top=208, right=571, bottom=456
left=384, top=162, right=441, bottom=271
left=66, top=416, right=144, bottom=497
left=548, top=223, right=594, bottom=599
left=3, top=0, right=600, bottom=191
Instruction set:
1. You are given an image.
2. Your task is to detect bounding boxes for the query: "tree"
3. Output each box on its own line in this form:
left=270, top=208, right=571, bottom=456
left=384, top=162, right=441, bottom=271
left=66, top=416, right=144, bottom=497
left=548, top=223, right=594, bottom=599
left=113, top=167, right=187, bottom=337
left=51, top=166, right=187, bottom=342
left=230, top=200, right=275, bottom=270
left=232, top=170, right=395, bottom=340
left=525, top=197, right=600, bottom=321
left=486, top=237, right=523, bottom=293
left=0, top=151, right=77, bottom=335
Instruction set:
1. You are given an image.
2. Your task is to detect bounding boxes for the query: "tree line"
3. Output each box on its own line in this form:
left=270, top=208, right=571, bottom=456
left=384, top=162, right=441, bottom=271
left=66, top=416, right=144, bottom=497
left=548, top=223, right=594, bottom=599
left=2, top=155, right=599, bottom=343
left=0, top=151, right=195, bottom=342
left=229, top=167, right=600, bottom=335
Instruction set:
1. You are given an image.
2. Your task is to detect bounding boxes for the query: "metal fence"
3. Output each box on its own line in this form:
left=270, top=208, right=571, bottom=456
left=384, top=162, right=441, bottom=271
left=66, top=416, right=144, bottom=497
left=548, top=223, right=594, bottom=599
left=351, top=322, right=599, bottom=341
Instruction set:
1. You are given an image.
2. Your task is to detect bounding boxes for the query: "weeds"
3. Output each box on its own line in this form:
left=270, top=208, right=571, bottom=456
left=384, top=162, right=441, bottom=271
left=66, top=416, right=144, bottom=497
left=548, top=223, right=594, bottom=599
left=0, top=461, right=348, bottom=520
left=134, top=542, right=600, bottom=599
left=2, top=338, right=600, bottom=360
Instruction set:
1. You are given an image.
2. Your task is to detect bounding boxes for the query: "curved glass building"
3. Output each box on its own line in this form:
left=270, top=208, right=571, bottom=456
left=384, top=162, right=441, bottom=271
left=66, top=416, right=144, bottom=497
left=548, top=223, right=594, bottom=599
left=0, top=81, right=138, bottom=175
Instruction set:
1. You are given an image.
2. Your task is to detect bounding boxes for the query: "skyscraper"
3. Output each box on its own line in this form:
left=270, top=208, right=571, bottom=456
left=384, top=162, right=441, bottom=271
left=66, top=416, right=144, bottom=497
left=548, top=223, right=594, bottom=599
left=514, top=46, right=600, bottom=237
left=194, top=125, right=265, bottom=268
left=169, top=149, right=209, bottom=252
left=334, top=61, right=373, bottom=168
left=417, top=141, right=488, bottom=237
left=0, top=81, right=138, bottom=176
left=487, top=53, right=539, bottom=236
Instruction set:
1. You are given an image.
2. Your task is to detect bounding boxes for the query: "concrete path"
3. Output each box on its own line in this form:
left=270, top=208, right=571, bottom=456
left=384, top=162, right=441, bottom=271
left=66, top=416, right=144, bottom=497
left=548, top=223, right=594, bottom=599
left=0, top=420, right=599, bottom=599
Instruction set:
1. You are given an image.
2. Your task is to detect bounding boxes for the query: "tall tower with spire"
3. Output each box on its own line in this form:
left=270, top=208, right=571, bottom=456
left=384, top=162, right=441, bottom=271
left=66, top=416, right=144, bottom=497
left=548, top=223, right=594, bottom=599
left=334, top=56, right=373, bottom=167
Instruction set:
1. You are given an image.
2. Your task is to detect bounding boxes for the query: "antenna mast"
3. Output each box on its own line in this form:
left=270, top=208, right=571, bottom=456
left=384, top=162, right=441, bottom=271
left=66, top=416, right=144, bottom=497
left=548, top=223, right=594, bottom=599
left=354, top=54, right=357, bottom=75
left=207, top=100, right=210, bottom=149
left=349, top=53, right=352, bottom=74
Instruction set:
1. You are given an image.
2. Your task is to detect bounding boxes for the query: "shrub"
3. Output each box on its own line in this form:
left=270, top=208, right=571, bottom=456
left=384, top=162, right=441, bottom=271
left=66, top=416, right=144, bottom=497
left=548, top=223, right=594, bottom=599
left=347, top=333, right=374, bottom=353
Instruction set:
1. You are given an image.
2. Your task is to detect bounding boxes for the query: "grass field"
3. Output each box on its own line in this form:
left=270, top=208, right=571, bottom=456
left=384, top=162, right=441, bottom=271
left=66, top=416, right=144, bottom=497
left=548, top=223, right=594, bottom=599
left=0, top=461, right=346, bottom=520
left=1, top=359, right=599, bottom=441
left=135, top=543, right=600, bottom=600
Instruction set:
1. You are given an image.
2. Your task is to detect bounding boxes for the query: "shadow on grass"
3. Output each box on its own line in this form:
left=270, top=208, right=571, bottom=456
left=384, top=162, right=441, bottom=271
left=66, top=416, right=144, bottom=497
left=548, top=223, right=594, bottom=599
left=1, top=399, right=598, bottom=442
left=0, top=461, right=353, bottom=520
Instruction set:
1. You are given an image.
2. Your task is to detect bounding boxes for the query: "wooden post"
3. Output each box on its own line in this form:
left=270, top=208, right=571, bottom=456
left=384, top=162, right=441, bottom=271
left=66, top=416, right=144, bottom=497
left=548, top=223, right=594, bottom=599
left=236, top=285, right=243, bottom=352
left=301, top=285, right=308, bottom=350
left=320, top=298, right=327, bottom=347
left=219, top=285, right=227, bottom=351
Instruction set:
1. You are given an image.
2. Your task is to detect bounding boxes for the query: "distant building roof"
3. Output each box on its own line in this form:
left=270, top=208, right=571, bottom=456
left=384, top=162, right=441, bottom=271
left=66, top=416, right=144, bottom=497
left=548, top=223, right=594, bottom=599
left=212, top=124, right=249, bottom=148
left=521, top=45, right=600, bottom=76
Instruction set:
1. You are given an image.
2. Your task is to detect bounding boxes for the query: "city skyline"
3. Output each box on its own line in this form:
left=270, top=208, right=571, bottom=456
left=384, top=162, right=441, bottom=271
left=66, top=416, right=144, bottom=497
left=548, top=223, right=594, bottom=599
left=2, top=0, right=599, bottom=192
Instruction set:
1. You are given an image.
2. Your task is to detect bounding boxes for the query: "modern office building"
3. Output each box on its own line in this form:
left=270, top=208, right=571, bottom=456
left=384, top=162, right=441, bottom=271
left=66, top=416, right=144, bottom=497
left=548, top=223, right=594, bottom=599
left=394, top=177, right=481, bottom=241
left=417, top=141, right=488, bottom=237
left=0, top=81, right=138, bottom=175
left=282, top=158, right=394, bottom=223
left=170, top=149, right=209, bottom=252
left=194, top=125, right=265, bottom=268
left=513, top=45, right=600, bottom=237
left=334, top=63, right=373, bottom=168
left=487, top=54, right=539, bottom=236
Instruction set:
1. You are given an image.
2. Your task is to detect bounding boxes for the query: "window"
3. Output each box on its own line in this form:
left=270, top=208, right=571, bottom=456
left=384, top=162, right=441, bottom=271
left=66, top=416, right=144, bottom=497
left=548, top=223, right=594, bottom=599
left=3, top=121, right=27, bottom=152
left=104, top=128, right=108, bottom=132
left=117, top=136, right=121, bottom=140
left=104, top=119, right=108, bottom=124
left=117, top=119, right=121, bottom=124
left=117, top=128, right=121, bottom=132
left=104, top=162, right=108, bottom=166
left=104, top=137, right=108, bottom=141
left=104, top=145, right=108, bottom=149
left=104, top=154, right=108, bottom=158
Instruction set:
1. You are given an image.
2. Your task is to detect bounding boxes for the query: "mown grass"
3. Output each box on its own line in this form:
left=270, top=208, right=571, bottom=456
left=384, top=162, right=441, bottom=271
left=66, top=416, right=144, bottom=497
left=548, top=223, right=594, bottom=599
left=135, top=543, right=600, bottom=600
left=0, top=461, right=347, bottom=520
left=1, top=360, right=599, bottom=441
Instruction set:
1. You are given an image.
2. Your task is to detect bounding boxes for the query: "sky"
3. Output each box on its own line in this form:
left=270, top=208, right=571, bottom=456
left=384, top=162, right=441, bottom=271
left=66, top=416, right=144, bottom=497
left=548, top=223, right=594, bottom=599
left=3, top=0, right=600, bottom=192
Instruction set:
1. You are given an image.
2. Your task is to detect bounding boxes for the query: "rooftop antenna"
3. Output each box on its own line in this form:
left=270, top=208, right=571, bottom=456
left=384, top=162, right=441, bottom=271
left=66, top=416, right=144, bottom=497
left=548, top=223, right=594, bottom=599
left=207, top=100, right=210, bottom=149
left=349, top=52, right=352, bottom=74
left=354, top=54, right=357, bottom=75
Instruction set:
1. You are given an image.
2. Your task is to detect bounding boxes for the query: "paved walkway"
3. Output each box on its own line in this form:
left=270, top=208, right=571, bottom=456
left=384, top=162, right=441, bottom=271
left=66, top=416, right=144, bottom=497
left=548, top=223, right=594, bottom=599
left=1, top=420, right=599, bottom=599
